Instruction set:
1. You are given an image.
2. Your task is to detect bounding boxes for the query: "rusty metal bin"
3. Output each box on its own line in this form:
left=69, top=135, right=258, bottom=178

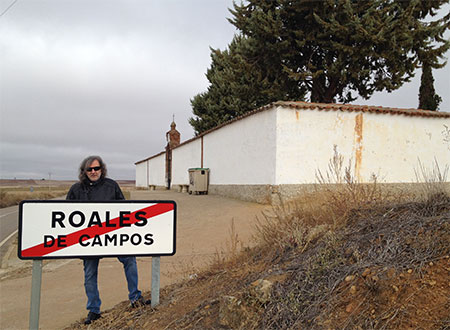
left=188, top=168, right=210, bottom=195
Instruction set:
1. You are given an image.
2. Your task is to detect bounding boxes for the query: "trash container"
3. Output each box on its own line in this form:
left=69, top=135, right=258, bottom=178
left=188, top=168, right=210, bottom=195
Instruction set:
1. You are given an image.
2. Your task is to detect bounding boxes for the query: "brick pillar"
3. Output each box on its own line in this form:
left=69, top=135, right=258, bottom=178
left=165, top=121, right=181, bottom=189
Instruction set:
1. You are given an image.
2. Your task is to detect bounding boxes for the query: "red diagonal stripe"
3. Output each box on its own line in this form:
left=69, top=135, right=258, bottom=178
left=21, top=203, right=173, bottom=257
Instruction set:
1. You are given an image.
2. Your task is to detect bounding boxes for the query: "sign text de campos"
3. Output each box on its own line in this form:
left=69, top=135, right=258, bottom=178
left=18, top=201, right=176, bottom=259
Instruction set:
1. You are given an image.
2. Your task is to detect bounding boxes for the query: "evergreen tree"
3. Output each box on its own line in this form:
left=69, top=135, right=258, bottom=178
left=418, top=62, right=442, bottom=110
left=230, top=0, right=449, bottom=103
left=190, top=35, right=305, bottom=133
left=412, top=0, right=448, bottom=111
left=190, top=0, right=449, bottom=134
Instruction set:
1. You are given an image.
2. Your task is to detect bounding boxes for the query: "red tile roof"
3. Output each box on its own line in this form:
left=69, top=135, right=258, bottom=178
left=135, top=151, right=165, bottom=165
left=135, top=101, right=450, bottom=164
left=277, top=101, right=450, bottom=118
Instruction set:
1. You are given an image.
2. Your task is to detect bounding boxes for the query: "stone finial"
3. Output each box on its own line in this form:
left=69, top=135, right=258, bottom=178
left=166, top=119, right=181, bottom=149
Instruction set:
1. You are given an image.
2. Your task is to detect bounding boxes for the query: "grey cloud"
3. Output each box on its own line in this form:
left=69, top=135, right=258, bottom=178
left=0, top=0, right=448, bottom=181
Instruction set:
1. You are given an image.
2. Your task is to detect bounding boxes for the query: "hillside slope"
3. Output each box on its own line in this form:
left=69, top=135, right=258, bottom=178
left=66, top=190, right=450, bottom=329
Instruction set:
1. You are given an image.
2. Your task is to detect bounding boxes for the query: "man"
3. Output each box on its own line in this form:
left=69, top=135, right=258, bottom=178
left=66, top=155, right=149, bottom=325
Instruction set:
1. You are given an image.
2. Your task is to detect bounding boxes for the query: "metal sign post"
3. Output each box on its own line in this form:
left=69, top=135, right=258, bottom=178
left=18, top=200, right=177, bottom=328
left=29, top=259, right=43, bottom=330
left=19, top=201, right=176, bottom=259
left=151, top=256, right=160, bottom=307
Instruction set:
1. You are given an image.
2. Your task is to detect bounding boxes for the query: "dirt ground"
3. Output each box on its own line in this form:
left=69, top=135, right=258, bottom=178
left=0, top=189, right=269, bottom=330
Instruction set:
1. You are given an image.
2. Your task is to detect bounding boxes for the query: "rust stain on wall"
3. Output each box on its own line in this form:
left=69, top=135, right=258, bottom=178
left=295, top=110, right=299, bottom=120
left=354, top=113, right=364, bottom=181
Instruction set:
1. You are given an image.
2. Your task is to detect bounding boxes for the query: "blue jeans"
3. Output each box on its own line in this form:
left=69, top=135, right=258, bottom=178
left=83, top=256, right=142, bottom=313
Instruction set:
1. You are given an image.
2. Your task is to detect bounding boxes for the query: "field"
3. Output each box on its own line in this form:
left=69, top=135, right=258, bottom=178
left=0, top=179, right=135, bottom=207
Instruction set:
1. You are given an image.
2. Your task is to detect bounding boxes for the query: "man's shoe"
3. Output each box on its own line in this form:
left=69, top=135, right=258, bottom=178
left=131, top=296, right=151, bottom=308
left=84, top=311, right=101, bottom=325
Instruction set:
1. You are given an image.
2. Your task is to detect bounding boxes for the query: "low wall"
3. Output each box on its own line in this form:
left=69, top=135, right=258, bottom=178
left=206, top=182, right=450, bottom=205
left=208, top=184, right=273, bottom=204
left=208, top=184, right=323, bottom=204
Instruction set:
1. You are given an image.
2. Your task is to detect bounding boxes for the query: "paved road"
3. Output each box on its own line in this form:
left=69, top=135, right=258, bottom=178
left=0, top=196, right=66, bottom=246
left=0, top=205, right=19, bottom=245
left=0, top=190, right=269, bottom=330
left=0, top=196, right=67, bottom=263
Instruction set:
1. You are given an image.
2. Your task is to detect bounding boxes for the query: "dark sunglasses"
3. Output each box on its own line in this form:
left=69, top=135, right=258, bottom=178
left=86, top=166, right=101, bottom=172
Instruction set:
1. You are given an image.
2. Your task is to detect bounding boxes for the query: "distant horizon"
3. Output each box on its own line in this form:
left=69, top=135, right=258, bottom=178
left=0, top=178, right=136, bottom=182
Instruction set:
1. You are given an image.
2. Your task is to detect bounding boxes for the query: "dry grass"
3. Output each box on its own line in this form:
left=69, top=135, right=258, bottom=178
left=213, top=153, right=449, bottom=329
left=314, top=146, right=402, bottom=224
left=414, top=158, right=449, bottom=202
left=64, top=181, right=449, bottom=329
left=0, top=183, right=135, bottom=207
left=259, top=192, right=449, bottom=329
left=208, top=218, right=248, bottom=275
left=0, top=188, right=70, bottom=208
left=254, top=148, right=402, bottom=260
left=247, top=154, right=450, bottom=329
left=63, top=154, right=450, bottom=330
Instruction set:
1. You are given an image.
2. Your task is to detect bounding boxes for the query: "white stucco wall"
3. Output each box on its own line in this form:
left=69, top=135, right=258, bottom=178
left=275, top=107, right=358, bottom=184
left=171, top=138, right=202, bottom=185
left=275, top=106, right=450, bottom=184
left=148, top=153, right=166, bottom=186
left=203, top=109, right=278, bottom=185
left=360, top=113, right=450, bottom=182
left=135, top=161, right=148, bottom=187
left=136, top=104, right=450, bottom=191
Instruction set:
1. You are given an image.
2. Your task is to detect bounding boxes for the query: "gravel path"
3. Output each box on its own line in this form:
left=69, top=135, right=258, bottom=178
left=0, top=190, right=268, bottom=329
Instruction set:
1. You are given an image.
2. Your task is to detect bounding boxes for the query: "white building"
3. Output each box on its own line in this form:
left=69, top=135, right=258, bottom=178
left=135, top=101, right=450, bottom=204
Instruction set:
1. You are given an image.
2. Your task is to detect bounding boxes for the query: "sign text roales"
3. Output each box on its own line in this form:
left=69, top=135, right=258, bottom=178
left=18, top=201, right=176, bottom=259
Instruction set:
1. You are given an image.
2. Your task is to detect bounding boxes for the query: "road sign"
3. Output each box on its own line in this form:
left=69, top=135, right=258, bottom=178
left=18, top=200, right=176, bottom=259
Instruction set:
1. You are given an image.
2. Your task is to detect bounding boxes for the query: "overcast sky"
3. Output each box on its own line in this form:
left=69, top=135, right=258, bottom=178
left=1, top=0, right=449, bottom=181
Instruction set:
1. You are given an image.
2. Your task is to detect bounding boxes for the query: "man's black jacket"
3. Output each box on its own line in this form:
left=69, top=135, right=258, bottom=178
left=66, top=178, right=125, bottom=201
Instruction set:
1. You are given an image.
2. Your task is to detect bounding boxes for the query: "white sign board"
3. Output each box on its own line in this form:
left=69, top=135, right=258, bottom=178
left=18, top=200, right=176, bottom=259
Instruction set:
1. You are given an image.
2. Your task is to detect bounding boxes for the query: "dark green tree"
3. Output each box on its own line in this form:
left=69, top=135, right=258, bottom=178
left=190, top=0, right=449, bottom=134
left=189, top=34, right=305, bottom=134
left=411, top=0, right=448, bottom=111
left=231, top=0, right=449, bottom=103
left=418, top=62, right=442, bottom=110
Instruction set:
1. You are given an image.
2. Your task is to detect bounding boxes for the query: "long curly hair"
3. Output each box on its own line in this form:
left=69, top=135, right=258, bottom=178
left=78, top=155, right=107, bottom=182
